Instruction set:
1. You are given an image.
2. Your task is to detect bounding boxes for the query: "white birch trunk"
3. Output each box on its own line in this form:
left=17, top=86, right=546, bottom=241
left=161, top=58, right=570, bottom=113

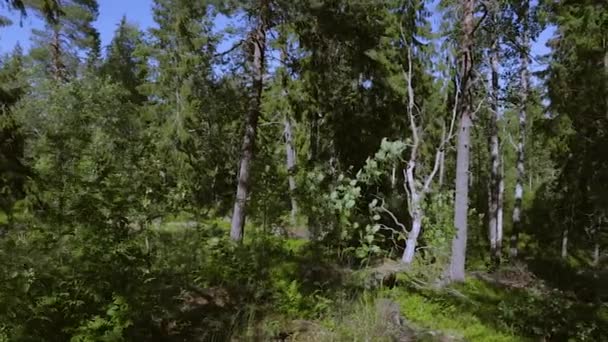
left=511, top=0, right=529, bottom=258
left=488, top=23, right=502, bottom=263
left=402, top=207, right=423, bottom=264
left=497, top=163, right=504, bottom=252
left=438, top=150, right=445, bottom=188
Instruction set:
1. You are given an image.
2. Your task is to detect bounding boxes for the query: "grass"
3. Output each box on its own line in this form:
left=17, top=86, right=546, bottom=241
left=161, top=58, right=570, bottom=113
left=132, top=218, right=608, bottom=341
left=386, top=284, right=525, bottom=342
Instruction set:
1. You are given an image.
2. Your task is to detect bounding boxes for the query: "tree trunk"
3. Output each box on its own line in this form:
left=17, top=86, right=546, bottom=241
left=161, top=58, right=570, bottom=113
left=447, top=0, right=475, bottom=282
left=497, top=160, right=504, bottom=254
left=449, top=112, right=472, bottom=281
left=230, top=2, right=268, bottom=241
left=51, top=27, right=66, bottom=81
left=488, top=11, right=502, bottom=265
left=402, top=206, right=423, bottom=264
left=283, top=115, right=298, bottom=225
left=511, top=0, right=529, bottom=258
left=439, top=150, right=445, bottom=188
left=280, top=45, right=298, bottom=226
left=592, top=242, right=600, bottom=267
left=561, top=227, right=568, bottom=259
left=604, top=40, right=608, bottom=119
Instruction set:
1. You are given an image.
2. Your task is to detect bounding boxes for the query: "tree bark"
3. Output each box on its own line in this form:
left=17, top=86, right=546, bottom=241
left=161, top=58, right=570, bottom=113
left=399, top=46, right=446, bottom=265
left=438, top=150, right=445, bottom=188
left=447, top=0, right=475, bottom=282
left=592, top=243, right=600, bottom=267
left=604, top=39, right=608, bottom=119
left=51, top=27, right=66, bottom=81
left=488, top=6, right=502, bottom=265
left=283, top=115, right=298, bottom=225
left=449, top=112, right=472, bottom=281
left=402, top=206, right=422, bottom=264
left=497, top=159, right=504, bottom=253
left=561, top=227, right=568, bottom=259
left=230, top=1, right=268, bottom=241
left=511, top=0, right=529, bottom=258
left=279, top=45, right=298, bottom=226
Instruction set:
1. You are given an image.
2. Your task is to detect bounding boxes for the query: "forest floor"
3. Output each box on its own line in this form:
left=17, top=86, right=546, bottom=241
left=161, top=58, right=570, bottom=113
left=153, top=218, right=608, bottom=341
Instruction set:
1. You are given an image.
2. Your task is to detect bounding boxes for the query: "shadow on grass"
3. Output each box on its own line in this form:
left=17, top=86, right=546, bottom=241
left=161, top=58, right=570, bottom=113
left=399, top=259, right=608, bottom=341
left=129, top=226, right=359, bottom=341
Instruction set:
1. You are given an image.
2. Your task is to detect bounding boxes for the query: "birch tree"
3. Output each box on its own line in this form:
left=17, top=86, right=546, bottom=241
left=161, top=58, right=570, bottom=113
left=487, top=0, right=504, bottom=265
left=400, top=46, right=457, bottom=264
left=510, top=0, right=530, bottom=258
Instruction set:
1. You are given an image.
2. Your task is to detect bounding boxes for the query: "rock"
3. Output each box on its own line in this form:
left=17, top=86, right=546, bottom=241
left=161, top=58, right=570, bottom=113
left=274, top=319, right=331, bottom=341
left=356, top=259, right=407, bottom=289
left=376, top=298, right=416, bottom=341
left=375, top=298, right=465, bottom=342
left=376, top=298, right=405, bottom=327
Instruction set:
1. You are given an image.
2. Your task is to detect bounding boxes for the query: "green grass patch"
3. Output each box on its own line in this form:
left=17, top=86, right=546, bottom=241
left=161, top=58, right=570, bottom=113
left=383, top=281, right=527, bottom=342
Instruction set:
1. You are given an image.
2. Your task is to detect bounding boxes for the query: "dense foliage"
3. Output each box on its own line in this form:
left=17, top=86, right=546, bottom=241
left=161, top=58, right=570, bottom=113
left=0, top=0, right=606, bottom=340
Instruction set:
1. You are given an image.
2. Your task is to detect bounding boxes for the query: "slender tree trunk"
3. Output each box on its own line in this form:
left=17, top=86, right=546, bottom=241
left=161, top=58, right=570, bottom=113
left=604, top=39, right=608, bottom=119
left=449, top=112, right=473, bottom=281
left=402, top=205, right=422, bottom=264
left=438, top=150, right=445, bottom=188
left=511, top=0, right=529, bottom=258
left=51, top=27, right=66, bottom=81
left=593, top=242, right=600, bottom=267
left=488, top=11, right=502, bottom=265
left=497, top=160, right=504, bottom=253
left=561, top=227, right=568, bottom=259
left=230, top=2, right=268, bottom=241
left=280, top=46, right=298, bottom=226
left=283, top=115, right=298, bottom=225
left=448, top=0, right=475, bottom=282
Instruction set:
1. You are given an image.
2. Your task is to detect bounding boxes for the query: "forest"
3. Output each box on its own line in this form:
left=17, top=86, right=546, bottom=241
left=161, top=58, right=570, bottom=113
left=0, top=0, right=607, bottom=341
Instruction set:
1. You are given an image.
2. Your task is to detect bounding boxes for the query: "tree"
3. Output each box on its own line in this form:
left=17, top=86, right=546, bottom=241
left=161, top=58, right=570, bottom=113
left=487, top=0, right=505, bottom=265
left=545, top=0, right=608, bottom=262
left=509, top=0, right=530, bottom=259
left=447, top=0, right=476, bottom=282
left=401, top=44, right=456, bottom=264
left=25, top=0, right=99, bottom=80
left=230, top=0, right=270, bottom=241
left=0, top=46, right=28, bottom=222
left=1, top=0, right=26, bottom=25
left=146, top=0, right=242, bottom=217
left=279, top=44, right=299, bottom=225
left=101, top=16, right=148, bottom=104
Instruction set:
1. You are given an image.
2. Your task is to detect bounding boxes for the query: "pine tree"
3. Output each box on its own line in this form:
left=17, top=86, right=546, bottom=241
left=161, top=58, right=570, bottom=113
left=25, top=0, right=99, bottom=80
left=546, top=0, right=608, bottom=261
left=101, top=16, right=148, bottom=104
left=230, top=0, right=270, bottom=241
left=0, top=45, right=28, bottom=222
left=447, top=0, right=476, bottom=282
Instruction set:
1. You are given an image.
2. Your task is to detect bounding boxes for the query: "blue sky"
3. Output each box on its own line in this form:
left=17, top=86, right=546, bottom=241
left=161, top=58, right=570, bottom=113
left=0, top=0, right=553, bottom=70
left=1, top=0, right=156, bottom=52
